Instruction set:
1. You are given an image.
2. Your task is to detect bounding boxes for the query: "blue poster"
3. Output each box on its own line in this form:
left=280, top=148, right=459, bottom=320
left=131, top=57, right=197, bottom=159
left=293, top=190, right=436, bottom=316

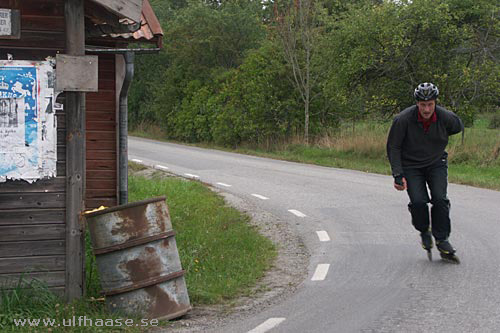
left=0, top=60, right=56, bottom=183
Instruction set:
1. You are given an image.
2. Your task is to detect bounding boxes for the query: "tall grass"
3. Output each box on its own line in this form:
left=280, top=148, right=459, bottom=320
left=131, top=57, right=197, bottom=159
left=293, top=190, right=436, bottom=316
left=85, top=229, right=102, bottom=299
left=0, top=277, right=60, bottom=327
left=129, top=122, right=167, bottom=141
left=311, top=121, right=500, bottom=167
left=317, top=122, right=389, bottom=159
left=0, top=277, right=144, bottom=332
left=447, top=127, right=500, bottom=166
left=232, top=119, right=500, bottom=190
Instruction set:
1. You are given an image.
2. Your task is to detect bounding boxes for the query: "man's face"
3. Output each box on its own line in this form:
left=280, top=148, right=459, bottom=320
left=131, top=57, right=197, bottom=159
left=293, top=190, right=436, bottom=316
left=416, top=100, right=436, bottom=120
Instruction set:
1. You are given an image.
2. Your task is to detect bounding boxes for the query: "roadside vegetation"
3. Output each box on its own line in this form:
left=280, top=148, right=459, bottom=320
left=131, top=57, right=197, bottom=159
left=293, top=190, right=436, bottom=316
left=129, top=0, right=498, bottom=190
left=130, top=0, right=498, bottom=148
left=131, top=115, right=500, bottom=191
left=0, top=163, right=275, bottom=332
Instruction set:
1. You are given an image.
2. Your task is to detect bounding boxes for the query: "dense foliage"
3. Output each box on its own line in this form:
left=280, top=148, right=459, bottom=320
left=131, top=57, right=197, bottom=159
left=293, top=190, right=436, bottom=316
left=129, top=0, right=499, bottom=145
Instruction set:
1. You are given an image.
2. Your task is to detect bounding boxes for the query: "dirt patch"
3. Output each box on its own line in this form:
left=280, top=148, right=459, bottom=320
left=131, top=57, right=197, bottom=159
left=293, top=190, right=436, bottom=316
left=131, top=167, right=309, bottom=332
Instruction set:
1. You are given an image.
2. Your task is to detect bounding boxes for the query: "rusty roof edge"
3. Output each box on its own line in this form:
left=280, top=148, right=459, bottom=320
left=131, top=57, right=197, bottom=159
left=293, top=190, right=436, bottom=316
left=141, top=0, right=164, bottom=37
left=84, top=0, right=164, bottom=48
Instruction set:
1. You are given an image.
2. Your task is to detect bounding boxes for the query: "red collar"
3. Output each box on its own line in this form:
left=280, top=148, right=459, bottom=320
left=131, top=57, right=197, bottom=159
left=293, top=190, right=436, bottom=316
left=417, top=110, right=437, bottom=132
left=417, top=110, right=437, bottom=123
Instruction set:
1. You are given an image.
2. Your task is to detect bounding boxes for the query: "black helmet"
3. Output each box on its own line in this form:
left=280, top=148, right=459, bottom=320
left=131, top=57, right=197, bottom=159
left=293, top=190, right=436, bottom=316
left=414, top=82, right=439, bottom=101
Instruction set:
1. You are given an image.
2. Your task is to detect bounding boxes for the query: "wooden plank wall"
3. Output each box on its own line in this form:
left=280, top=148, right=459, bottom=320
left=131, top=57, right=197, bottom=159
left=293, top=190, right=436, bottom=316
left=0, top=0, right=65, bottom=52
left=0, top=105, right=67, bottom=294
left=86, top=53, right=118, bottom=209
left=0, top=0, right=118, bottom=293
left=0, top=0, right=66, bottom=294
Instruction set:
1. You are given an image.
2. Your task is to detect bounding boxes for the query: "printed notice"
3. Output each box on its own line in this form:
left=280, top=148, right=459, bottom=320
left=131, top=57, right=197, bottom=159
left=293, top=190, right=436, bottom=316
left=0, top=9, right=11, bottom=36
left=0, top=60, right=57, bottom=183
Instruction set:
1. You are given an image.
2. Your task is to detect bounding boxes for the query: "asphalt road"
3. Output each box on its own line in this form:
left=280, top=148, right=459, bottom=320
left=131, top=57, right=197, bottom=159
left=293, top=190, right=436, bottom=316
left=129, top=136, right=500, bottom=333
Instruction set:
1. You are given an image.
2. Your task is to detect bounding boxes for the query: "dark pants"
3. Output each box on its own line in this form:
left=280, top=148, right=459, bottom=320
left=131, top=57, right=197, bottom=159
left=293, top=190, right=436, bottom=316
left=404, top=157, right=451, bottom=241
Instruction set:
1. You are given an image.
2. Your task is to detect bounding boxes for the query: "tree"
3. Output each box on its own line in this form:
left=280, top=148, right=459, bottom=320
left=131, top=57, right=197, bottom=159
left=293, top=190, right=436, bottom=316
left=274, top=0, right=325, bottom=144
left=321, top=0, right=499, bottom=125
left=130, top=0, right=499, bottom=144
left=212, top=40, right=301, bottom=146
left=129, top=0, right=266, bottom=134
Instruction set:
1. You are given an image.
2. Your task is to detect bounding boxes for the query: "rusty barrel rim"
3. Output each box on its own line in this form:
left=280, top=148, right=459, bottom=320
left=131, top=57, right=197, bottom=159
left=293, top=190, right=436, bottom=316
left=93, top=230, right=177, bottom=255
left=84, top=196, right=167, bottom=218
left=103, top=270, right=186, bottom=296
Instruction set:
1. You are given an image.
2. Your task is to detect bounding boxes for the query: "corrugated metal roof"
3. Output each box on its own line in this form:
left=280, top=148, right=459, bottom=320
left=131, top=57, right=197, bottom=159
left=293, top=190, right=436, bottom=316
left=90, top=0, right=164, bottom=48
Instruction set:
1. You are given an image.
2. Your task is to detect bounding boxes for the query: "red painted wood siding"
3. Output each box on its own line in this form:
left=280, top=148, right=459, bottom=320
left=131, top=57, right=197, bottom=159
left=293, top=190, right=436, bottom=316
left=85, top=54, right=118, bottom=209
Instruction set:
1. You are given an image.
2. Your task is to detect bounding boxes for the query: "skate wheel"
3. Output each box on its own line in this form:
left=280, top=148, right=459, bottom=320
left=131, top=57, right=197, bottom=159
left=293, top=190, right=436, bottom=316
left=440, top=253, right=460, bottom=264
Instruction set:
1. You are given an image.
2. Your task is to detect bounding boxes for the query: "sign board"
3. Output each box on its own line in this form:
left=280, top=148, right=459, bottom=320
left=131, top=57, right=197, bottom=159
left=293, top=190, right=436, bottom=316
left=0, top=60, right=57, bottom=183
left=55, top=54, right=98, bottom=92
left=0, top=9, right=20, bottom=39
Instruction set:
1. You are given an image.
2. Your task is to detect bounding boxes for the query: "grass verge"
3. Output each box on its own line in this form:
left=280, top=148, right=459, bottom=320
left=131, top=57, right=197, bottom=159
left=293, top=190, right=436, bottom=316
left=127, top=172, right=276, bottom=304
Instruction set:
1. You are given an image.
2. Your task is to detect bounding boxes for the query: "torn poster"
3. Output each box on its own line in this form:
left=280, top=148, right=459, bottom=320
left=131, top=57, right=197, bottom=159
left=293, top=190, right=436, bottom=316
left=0, top=60, right=57, bottom=183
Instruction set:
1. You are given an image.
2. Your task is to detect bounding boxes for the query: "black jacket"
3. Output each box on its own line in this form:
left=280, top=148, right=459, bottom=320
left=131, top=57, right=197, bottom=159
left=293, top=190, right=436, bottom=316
left=386, top=105, right=464, bottom=176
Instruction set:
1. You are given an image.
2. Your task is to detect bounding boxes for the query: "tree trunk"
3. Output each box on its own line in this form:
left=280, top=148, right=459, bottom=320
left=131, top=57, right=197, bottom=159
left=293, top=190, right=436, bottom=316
left=304, top=98, right=309, bottom=144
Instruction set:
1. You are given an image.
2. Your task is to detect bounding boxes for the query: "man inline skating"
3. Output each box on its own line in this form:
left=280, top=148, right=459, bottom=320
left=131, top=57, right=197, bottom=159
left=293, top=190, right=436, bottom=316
left=387, top=82, right=464, bottom=263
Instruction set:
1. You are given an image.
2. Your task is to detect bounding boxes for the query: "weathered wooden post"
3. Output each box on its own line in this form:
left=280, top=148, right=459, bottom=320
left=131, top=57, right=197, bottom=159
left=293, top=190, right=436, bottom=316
left=64, top=0, right=86, bottom=301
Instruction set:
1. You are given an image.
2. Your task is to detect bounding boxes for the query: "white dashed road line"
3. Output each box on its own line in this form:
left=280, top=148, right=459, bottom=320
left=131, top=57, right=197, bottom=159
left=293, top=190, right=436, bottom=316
left=251, top=194, right=269, bottom=200
left=288, top=209, right=306, bottom=217
left=155, top=165, right=169, bottom=170
left=311, top=264, right=330, bottom=281
left=184, top=173, right=200, bottom=179
left=248, top=318, right=286, bottom=333
left=131, top=159, right=143, bottom=163
left=316, top=230, right=331, bottom=242
left=217, top=182, right=232, bottom=187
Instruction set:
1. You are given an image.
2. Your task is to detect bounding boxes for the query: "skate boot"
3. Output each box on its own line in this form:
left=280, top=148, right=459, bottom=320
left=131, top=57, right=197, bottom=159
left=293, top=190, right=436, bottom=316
left=436, top=239, right=460, bottom=264
left=420, top=231, right=433, bottom=261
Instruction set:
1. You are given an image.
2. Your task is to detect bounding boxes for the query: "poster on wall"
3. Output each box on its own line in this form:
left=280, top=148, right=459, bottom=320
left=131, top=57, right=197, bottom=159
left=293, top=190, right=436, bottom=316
left=0, top=60, right=57, bottom=183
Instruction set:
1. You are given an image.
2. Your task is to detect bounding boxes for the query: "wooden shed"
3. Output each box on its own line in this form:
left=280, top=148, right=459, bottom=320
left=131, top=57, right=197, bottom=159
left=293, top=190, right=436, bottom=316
left=0, top=0, right=163, bottom=299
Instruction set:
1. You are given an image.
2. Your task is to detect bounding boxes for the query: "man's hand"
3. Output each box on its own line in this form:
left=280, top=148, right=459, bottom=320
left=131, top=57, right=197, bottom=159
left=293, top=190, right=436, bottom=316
left=394, top=177, right=407, bottom=191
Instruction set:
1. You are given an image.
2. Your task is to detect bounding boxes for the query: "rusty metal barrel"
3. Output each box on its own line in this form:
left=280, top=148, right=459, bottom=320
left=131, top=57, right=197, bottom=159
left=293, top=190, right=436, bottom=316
left=84, top=196, right=191, bottom=320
